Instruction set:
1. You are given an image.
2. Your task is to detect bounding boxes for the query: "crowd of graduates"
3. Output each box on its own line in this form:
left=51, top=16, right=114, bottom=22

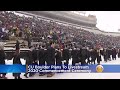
left=0, top=40, right=120, bottom=79
left=23, top=43, right=120, bottom=78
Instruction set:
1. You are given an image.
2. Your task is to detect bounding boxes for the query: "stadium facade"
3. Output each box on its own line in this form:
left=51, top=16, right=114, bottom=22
left=16, top=11, right=120, bottom=36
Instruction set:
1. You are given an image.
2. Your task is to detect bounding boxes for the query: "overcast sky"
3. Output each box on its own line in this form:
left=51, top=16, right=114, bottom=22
left=85, top=11, right=120, bottom=32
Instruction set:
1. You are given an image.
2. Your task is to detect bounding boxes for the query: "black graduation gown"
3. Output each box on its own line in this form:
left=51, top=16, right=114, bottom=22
left=38, top=49, right=46, bottom=65
left=55, top=50, right=62, bottom=65
left=15, top=41, right=20, bottom=50
left=103, top=50, right=108, bottom=62
left=118, top=49, right=120, bottom=58
left=62, top=49, right=70, bottom=61
left=0, top=50, right=6, bottom=75
left=108, top=49, right=112, bottom=59
left=112, top=49, right=117, bottom=59
left=0, top=50, right=5, bottom=64
left=25, top=50, right=33, bottom=65
left=13, top=54, right=21, bottom=64
left=86, top=50, right=91, bottom=64
left=81, top=48, right=87, bottom=64
left=32, top=49, right=38, bottom=62
left=46, top=46, right=55, bottom=65
left=71, top=49, right=79, bottom=65
left=13, top=53, right=21, bottom=77
left=96, top=50, right=102, bottom=64
left=90, top=50, right=97, bottom=64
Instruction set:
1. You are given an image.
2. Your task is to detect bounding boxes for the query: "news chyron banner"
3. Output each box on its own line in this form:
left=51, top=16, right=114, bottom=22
left=26, top=64, right=120, bottom=73
left=0, top=64, right=26, bottom=73
left=1, top=64, right=120, bottom=73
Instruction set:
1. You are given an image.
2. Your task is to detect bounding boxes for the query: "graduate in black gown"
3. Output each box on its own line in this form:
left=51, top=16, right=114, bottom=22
left=0, top=45, right=7, bottom=79
left=46, top=42, right=56, bottom=77
left=38, top=45, right=46, bottom=76
left=71, top=47, right=80, bottom=65
left=62, top=46, right=70, bottom=65
left=13, top=50, right=22, bottom=79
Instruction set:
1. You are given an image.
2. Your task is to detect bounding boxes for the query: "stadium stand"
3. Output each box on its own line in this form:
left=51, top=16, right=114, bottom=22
left=0, top=11, right=120, bottom=49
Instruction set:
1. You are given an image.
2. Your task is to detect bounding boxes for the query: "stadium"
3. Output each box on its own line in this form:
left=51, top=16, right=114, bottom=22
left=0, top=11, right=120, bottom=79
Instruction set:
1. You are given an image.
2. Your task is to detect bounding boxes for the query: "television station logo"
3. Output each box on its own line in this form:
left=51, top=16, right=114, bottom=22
left=96, top=65, right=104, bottom=73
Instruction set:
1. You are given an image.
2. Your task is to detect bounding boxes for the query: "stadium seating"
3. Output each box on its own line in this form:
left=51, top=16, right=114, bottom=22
left=0, top=11, right=120, bottom=49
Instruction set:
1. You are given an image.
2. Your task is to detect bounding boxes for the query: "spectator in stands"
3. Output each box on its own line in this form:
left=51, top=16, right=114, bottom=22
left=1, top=11, right=120, bottom=50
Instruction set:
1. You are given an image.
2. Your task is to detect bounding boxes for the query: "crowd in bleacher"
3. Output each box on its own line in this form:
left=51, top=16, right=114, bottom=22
left=0, top=11, right=120, bottom=49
